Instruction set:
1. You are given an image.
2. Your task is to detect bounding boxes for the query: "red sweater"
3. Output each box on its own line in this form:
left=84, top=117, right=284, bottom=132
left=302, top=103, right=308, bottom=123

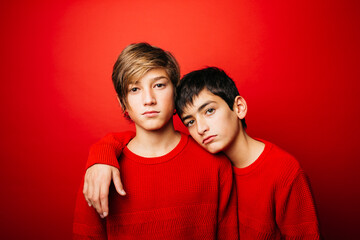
left=233, top=139, right=320, bottom=239
left=73, top=133, right=239, bottom=239
left=84, top=132, right=320, bottom=239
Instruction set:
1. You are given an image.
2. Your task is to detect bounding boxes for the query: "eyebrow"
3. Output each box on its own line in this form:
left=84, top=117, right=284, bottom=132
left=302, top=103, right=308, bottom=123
left=130, top=76, right=168, bottom=85
left=181, top=101, right=216, bottom=122
left=152, top=76, right=168, bottom=81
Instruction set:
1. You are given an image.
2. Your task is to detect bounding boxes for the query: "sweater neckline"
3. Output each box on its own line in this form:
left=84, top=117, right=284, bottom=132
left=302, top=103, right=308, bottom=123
left=232, top=139, right=272, bottom=176
left=122, top=132, right=188, bottom=164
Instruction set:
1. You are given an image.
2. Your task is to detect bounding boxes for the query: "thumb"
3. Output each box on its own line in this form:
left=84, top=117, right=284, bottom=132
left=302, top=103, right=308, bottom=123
left=112, top=169, right=126, bottom=196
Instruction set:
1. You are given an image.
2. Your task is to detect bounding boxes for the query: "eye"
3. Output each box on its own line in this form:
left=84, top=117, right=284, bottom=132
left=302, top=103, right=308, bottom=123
left=154, top=83, right=165, bottom=88
left=185, top=119, right=195, bottom=127
left=205, top=108, right=215, bottom=115
left=129, top=87, right=139, bottom=93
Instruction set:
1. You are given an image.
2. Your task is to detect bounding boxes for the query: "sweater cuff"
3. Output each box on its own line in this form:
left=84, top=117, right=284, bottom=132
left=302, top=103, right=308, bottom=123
left=85, top=131, right=135, bottom=169
left=86, top=144, right=121, bottom=169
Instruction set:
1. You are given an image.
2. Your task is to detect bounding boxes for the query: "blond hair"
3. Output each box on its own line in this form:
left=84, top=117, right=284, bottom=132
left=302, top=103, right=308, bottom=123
left=112, top=42, right=180, bottom=110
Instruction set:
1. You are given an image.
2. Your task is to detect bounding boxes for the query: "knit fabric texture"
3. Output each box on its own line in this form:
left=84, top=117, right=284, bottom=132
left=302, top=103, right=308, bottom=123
left=82, top=132, right=320, bottom=239
left=233, top=139, right=320, bottom=239
left=74, top=133, right=239, bottom=239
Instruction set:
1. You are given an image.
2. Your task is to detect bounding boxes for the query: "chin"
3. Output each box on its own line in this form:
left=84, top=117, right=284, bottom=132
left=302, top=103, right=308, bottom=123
left=143, top=121, right=168, bottom=131
left=144, top=125, right=164, bottom=131
left=204, top=144, right=223, bottom=154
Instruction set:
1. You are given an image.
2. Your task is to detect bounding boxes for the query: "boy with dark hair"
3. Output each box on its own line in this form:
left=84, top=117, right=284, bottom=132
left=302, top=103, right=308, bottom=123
left=73, top=45, right=239, bottom=239
left=83, top=67, right=320, bottom=239
left=177, top=67, right=320, bottom=238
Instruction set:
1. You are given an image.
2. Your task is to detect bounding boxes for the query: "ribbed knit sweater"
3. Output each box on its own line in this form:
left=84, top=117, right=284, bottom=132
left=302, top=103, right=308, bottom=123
left=83, top=132, right=320, bottom=239
left=233, top=139, right=320, bottom=239
left=73, top=133, right=239, bottom=239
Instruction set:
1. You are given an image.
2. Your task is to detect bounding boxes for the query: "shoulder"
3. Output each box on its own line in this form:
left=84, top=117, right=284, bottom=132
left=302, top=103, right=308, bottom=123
left=261, top=140, right=303, bottom=186
left=263, top=140, right=300, bottom=170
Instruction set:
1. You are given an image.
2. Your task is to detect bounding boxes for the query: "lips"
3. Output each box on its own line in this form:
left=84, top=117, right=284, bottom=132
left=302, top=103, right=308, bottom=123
left=142, top=111, right=160, bottom=117
left=202, top=135, right=217, bottom=144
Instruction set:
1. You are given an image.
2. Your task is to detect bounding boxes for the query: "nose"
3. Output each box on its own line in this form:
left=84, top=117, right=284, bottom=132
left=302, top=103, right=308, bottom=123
left=196, top=117, right=209, bottom=135
left=143, top=88, right=156, bottom=105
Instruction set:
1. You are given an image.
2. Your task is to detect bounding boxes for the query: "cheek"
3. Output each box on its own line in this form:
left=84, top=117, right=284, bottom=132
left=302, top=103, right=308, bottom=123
left=212, top=111, right=239, bottom=138
left=222, top=110, right=238, bottom=126
left=161, top=92, right=175, bottom=110
left=126, top=96, right=137, bottom=109
left=162, top=91, right=175, bottom=103
left=189, top=128, right=201, bottom=142
left=222, top=116, right=240, bottom=139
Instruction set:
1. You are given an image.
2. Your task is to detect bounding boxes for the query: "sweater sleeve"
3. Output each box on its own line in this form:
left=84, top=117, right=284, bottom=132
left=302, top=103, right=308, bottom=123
left=217, top=156, right=239, bottom=240
left=85, top=131, right=136, bottom=169
left=275, top=169, right=320, bottom=239
left=73, top=179, right=107, bottom=239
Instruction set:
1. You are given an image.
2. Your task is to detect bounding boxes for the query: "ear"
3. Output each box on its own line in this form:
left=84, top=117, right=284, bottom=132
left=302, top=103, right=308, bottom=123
left=233, top=96, right=247, bottom=120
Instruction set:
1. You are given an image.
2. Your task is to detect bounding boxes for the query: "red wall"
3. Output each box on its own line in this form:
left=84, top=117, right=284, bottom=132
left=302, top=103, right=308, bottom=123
left=1, top=0, right=359, bottom=239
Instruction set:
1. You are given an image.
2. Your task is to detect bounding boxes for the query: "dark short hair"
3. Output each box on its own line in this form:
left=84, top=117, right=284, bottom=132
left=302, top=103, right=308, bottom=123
left=176, top=67, right=247, bottom=129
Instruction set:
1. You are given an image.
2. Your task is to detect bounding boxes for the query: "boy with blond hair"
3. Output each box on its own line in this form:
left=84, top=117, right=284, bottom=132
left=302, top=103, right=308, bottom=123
left=73, top=45, right=238, bottom=239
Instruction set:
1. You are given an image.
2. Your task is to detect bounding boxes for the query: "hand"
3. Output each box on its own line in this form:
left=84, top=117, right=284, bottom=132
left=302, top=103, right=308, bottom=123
left=83, top=164, right=126, bottom=218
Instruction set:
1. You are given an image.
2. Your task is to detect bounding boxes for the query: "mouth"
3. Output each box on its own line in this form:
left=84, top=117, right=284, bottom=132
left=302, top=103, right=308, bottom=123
left=142, top=111, right=160, bottom=117
left=202, top=135, right=217, bottom=145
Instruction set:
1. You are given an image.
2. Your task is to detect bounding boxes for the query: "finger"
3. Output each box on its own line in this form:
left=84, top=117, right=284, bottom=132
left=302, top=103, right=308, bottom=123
left=91, top=179, right=103, bottom=217
left=113, top=169, right=126, bottom=196
left=84, top=171, right=93, bottom=207
left=83, top=180, right=91, bottom=207
left=87, top=175, right=94, bottom=207
left=99, top=185, right=109, bottom=218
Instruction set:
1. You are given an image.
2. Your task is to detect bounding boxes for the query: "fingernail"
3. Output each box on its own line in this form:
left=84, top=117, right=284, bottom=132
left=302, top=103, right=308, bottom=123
left=100, top=214, right=104, bottom=218
left=88, top=203, right=92, bottom=207
left=120, top=190, right=126, bottom=195
left=103, top=212, right=108, bottom=217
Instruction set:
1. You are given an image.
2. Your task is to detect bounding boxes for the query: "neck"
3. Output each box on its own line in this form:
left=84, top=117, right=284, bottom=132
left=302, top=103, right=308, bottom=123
left=223, top=130, right=265, bottom=168
left=128, top=118, right=181, bottom=157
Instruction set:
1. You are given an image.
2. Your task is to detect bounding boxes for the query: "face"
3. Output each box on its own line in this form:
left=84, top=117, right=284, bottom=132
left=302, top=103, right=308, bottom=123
left=180, top=89, right=242, bottom=154
left=125, top=68, right=175, bottom=131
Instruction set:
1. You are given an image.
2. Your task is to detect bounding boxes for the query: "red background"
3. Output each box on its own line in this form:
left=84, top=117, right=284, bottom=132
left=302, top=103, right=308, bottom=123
left=1, top=0, right=359, bottom=239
